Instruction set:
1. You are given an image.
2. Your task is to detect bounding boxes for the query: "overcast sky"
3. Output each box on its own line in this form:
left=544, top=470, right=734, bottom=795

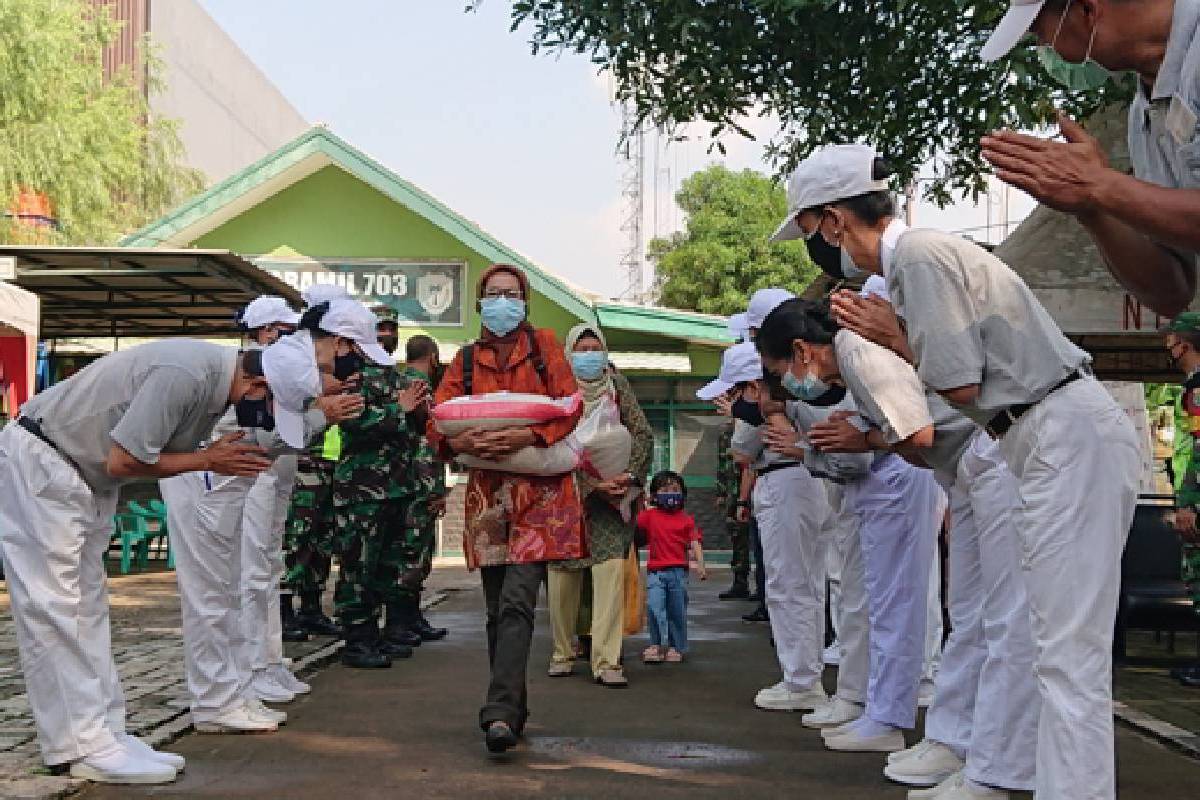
left=197, top=0, right=1034, bottom=300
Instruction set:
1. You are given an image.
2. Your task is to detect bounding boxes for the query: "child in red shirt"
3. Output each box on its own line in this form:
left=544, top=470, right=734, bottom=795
left=637, top=471, right=706, bottom=664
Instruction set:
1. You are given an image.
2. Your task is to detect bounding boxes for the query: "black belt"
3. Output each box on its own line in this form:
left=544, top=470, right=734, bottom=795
left=985, top=370, right=1085, bottom=439
left=757, top=461, right=803, bottom=477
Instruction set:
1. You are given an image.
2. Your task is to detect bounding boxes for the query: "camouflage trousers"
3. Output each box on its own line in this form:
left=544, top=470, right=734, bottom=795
left=332, top=497, right=428, bottom=626
left=728, top=517, right=751, bottom=582
left=283, top=458, right=336, bottom=594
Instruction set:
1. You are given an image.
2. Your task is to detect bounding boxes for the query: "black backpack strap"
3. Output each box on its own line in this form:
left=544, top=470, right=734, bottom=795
left=462, top=341, right=475, bottom=396
left=525, top=327, right=548, bottom=388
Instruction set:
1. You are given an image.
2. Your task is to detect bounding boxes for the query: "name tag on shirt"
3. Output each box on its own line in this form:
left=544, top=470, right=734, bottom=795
left=1167, top=94, right=1198, bottom=147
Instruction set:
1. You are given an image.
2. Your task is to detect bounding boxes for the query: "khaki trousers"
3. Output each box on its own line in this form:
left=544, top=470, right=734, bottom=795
left=548, top=557, right=625, bottom=677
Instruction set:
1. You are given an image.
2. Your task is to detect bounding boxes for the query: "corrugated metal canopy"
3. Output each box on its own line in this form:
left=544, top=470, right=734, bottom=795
left=609, top=352, right=692, bottom=373
left=0, top=246, right=301, bottom=340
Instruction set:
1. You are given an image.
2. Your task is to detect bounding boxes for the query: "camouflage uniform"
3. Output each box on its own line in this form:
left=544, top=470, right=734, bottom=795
left=402, top=365, right=447, bottom=580
left=283, top=428, right=340, bottom=594
left=1174, top=374, right=1200, bottom=606
left=717, top=423, right=750, bottom=584
left=332, top=363, right=425, bottom=627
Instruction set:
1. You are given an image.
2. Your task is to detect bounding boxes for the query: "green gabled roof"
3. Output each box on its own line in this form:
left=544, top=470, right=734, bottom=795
left=595, top=301, right=735, bottom=345
left=121, top=126, right=596, bottom=323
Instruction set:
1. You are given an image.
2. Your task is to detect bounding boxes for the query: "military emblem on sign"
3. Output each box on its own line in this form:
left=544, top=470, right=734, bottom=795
left=417, top=273, right=454, bottom=318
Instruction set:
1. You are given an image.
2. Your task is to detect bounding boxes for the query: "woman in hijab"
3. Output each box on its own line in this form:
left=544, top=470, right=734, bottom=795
left=547, top=325, right=653, bottom=687
left=428, top=264, right=585, bottom=754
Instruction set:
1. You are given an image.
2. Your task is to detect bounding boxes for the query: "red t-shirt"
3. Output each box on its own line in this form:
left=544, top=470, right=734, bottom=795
left=637, top=508, right=701, bottom=571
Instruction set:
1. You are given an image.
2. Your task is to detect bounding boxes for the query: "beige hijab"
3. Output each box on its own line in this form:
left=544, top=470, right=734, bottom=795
left=565, top=323, right=614, bottom=413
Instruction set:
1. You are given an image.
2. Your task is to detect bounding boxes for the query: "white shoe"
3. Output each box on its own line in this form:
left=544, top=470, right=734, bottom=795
left=244, top=698, right=287, bottom=725
left=824, top=726, right=906, bottom=753
left=249, top=670, right=296, bottom=704
left=935, top=778, right=1011, bottom=799
left=803, top=697, right=863, bottom=729
left=270, top=663, right=311, bottom=695
left=117, top=733, right=185, bottom=772
left=69, top=743, right=177, bottom=784
left=908, top=769, right=964, bottom=799
left=195, top=704, right=278, bottom=734
left=753, top=681, right=828, bottom=712
left=822, top=642, right=841, bottom=666
left=548, top=661, right=574, bottom=677
left=883, top=739, right=965, bottom=787
left=918, top=678, right=937, bottom=708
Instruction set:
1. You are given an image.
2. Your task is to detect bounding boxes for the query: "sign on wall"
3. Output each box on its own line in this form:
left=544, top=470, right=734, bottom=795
left=257, top=259, right=465, bottom=326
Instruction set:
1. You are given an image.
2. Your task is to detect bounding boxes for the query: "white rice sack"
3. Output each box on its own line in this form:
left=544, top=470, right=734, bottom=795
left=432, top=391, right=582, bottom=436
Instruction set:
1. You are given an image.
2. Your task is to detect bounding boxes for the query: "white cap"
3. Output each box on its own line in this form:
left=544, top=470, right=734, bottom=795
left=317, top=298, right=393, bottom=366
left=728, top=312, right=751, bottom=342
left=697, top=341, right=763, bottom=401
left=745, top=288, right=796, bottom=329
left=770, top=144, right=891, bottom=242
left=981, top=1, right=1046, bottom=62
left=301, top=282, right=351, bottom=307
left=261, top=329, right=322, bottom=449
left=240, top=296, right=299, bottom=329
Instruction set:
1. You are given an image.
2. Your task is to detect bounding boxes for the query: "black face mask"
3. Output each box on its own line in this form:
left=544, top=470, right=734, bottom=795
left=731, top=397, right=765, bottom=427
left=235, top=397, right=275, bottom=430
left=804, top=384, right=848, bottom=408
left=333, top=351, right=364, bottom=380
left=379, top=335, right=399, bottom=355
left=806, top=233, right=844, bottom=280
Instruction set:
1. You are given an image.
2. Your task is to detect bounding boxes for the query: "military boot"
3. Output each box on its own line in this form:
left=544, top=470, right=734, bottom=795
left=296, top=590, right=343, bottom=637
left=280, top=595, right=310, bottom=642
left=340, top=623, right=392, bottom=669
left=718, top=577, right=751, bottom=601
left=383, top=599, right=422, bottom=649
left=410, top=594, right=448, bottom=641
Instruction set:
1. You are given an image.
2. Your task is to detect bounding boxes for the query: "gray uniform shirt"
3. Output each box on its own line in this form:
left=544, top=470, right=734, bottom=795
left=885, top=228, right=1090, bottom=428
left=834, top=329, right=977, bottom=478
left=21, top=340, right=237, bottom=492
left=1128, top=0, right=1200, bottom=270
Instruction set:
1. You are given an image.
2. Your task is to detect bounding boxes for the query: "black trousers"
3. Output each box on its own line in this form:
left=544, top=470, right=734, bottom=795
left=479, top=562, right=546, bottom=732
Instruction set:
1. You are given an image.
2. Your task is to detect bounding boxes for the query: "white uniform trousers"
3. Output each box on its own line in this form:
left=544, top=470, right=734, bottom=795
left=0, top=425, right=125, bottom=765
left=923, top=542, right=944, bottom=682
left=822, top=493, right=843, bottom=643
left=848, top=454, right=941, bottom=729
left=752, top=465, right=830, bottom=691
left=925, top=432, right=1039, bottom=790
left=998, top=378, right=1140, bottom=800
left=160, top=472, right=256, bottom=722
left=827, top=481, right=869, bottom=705
left=240, top=455, right=297, bottom=675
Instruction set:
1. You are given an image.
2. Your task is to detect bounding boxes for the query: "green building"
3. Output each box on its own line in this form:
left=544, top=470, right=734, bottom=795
left=124, top=126, right=735, bottom=556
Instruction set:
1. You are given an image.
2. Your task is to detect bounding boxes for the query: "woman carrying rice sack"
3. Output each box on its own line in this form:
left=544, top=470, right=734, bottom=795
left=546, top=325, right=653, bottom=688
left=426, top=263, right=584, bottom=755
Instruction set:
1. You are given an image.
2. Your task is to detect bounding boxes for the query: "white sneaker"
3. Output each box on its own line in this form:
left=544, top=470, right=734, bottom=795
left=249, top=669, right=296, bottom=704
left=69, top=742, right=177, bottom=784
left=908, top=769, right=964, bottom=799
left=936, top=778, right=1011, bottom=799
left=244, top=698, right=287, bottom=725
left=918, top=678, right=937, bottom=708
left=117, top=733, right=185, bottom=771
left=821, top=717, right=864, bottom=738
left=822, top=642, right=841, bottom=666
left=884, top=739, right=965, bottom=787
left=195, top=705, right=278, bottom=734
left=824, top=726, right=906, bottom=753
left=548, top=661, right=574, bottom=677
left=754, top=681, right=828, bottom=712
left=270, top=663, right=311, bottom=695
left=803, top=697, right=863, bottom=729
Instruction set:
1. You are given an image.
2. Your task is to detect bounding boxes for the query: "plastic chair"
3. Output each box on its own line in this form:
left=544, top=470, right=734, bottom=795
left=110, top=513, right=151, bottom=574
left=127, top=500, right=174, bottom=570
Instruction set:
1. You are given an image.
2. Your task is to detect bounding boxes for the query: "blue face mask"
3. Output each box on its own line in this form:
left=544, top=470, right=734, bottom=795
left=781, top=363, right=831, bottom=403
left=655, top=492, right=685, bottom=511
left=480, top=297, right=526, bottom=337
left=1037, top=1, right=1112, bottom=91
left=570, top=351, right=608, bottom=380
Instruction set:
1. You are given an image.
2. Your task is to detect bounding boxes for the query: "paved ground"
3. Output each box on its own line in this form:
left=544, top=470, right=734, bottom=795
left=72, top=572, right=1200, bottom=800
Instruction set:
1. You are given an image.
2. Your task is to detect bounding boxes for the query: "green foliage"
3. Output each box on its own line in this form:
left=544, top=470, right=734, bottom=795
left=0, top=0, right=202, bottom=244
left=647, top=165, right=817, bottom=315
left=486, top=1, right=1133, bottom=204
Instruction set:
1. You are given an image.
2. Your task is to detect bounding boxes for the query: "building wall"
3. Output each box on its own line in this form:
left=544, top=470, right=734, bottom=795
left=147, top=0, right=308, bottom=183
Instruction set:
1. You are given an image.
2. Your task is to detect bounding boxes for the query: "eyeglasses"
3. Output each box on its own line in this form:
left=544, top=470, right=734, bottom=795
left=482, top=289, right=524, bottom=300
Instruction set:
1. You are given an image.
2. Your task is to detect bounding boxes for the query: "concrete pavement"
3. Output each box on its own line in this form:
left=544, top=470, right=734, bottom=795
left=82, top=572, right=1200, bottom=799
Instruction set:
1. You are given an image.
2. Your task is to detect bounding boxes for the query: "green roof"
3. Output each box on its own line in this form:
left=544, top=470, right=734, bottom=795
left=121, top=126, right=596, bottom=323
left=596, top=301, right=735, bottom=344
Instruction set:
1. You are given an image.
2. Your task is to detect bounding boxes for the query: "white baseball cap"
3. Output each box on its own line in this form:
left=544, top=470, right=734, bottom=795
left=301, top=282, right=351, bottom=307
left=981, top=1, right=1046, bottom=63
left=317, top=298, right=393, bottom=366
left=240, top=296, right=299, bottom=329
left=728, top=312, right=751, bottom=342
left=745, top=288, right=797, bottom=329
left=261, top=329, right=322, bottom=449
left=696, top=341, right=763, bottom=401
left=770, top=144, right=891, bottom=242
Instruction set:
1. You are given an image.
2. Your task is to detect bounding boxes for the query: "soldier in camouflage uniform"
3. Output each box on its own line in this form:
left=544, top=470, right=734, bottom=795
left=281, top=426, right=342, bottom=639
left=1165, top=314, right=1200, bottom=687
left=331, top=310, right=430, bottom=668
left=716, top=420, right=752, bottom=600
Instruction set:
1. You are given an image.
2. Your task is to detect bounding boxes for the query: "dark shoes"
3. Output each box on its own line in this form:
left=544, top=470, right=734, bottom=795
left=297, top=591, right=343, bottom=637
left=340, top=623, right=392, bottom=669
left=1173, top=665, right=1200, bottom=686
left=742, top=606, right=769, bottom=623
left=485, top=722, right=518, bottom=754
left=412, top=612, right=448, bottom=641
left=280, top=595, right=311, bottom=642
left=719, top=581, right=751, bottom=601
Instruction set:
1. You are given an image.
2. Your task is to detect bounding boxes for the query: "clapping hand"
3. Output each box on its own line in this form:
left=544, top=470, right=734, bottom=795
left=396, top=380, right=429, bottom=413
left=830, top=291, right=906, bottom=356
left=313, top=394, right=365, bottom=423
left=205, top=431, right=271, bottom=476
left=808, top=412, right=871, bottom=453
